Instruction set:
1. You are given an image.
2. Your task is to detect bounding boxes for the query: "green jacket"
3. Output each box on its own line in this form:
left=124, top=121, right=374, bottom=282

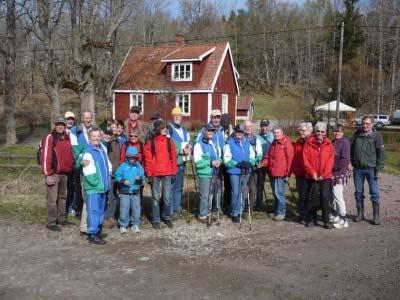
left=350, top=129, right=385, bottom=170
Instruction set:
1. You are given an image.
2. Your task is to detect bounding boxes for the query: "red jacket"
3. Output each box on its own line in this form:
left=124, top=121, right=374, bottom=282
left=262, top=136, right=294, bottom=177
left=119, top=141, right=144, bottom=165
left=144, top=135, right=177, bottom=177
left=302, top=135, right=334, bottom=179
left=43, top=130, right=74, bottom=176
left=291, top=138, right=308, bottom=177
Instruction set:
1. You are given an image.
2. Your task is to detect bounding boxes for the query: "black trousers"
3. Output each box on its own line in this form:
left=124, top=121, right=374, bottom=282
left=306, top=179, right=332, bottom=223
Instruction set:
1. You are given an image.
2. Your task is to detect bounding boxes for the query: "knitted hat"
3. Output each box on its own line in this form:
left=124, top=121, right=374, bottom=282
left=171, top=107, right=183, bottom=116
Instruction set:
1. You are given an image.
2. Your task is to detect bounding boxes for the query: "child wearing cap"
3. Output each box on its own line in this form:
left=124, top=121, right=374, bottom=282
left=114, top=146, right=145, bottom=234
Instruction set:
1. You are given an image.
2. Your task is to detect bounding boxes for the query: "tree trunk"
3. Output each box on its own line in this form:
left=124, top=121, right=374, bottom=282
left=377, top=0, right=384, bottom=113
left=4, top=0, right=17, bottom=145
left=80, top=75, right=96, bottom=123
left=390, top=15, right=399, bottom=115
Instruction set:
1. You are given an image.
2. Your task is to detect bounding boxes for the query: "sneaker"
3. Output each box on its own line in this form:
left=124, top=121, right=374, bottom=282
left=68, top=210, right=76, bottom=217
left=272, top=215, right=285, bottom=221
left=329, top=215, right=340, bottom=224
left=131, top=225, right=140, bottom=233
left=120, top=227, right=127, bottom=234
left=165, top=220, right=174, bottom=229
left=88, top=235, right=106, bottom=245
left=152, top=222, right=161, bottom=229
left=333, top=218, right=349, bottom=229
left=198, top=217, right=208, bottom=224
left=46, top=224, right=61, bottom=232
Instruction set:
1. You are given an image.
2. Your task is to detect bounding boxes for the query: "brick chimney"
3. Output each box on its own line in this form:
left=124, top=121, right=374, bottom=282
left=175, top=34, right=185, bottom=47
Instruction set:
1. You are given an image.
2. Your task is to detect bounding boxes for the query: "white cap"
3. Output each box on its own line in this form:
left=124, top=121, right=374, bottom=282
left=64, top=111, right=75, bottom=119
left=210, top=109, right=222, bottom=117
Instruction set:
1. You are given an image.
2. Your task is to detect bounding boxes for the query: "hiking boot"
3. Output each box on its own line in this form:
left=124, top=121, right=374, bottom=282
left=120, top=227, right=127, bottom=234
left=152, top=222, right=161, bottom=229
left=59, top=220, right=74, bottom=226
left=329, top=215, right=340, bottom=224
left=305, top=221, right=314, bottom=227
left=172, top=213, right=180, bottom=221
left=372, top=202, right=380, bottom=225
left=333, top=218, right=349, bottom=229
left=165, top=220, right=174, bottom=229
left=232, top=216, right=240, bottom=223
left=324, top=222, right=333, bottom=229
left=97, top=232, right=108, bottom=239
left=272, top=215, right=285, bottom=221
left=80, top=231, right=87, bottom=236
left=102, top=218, right=116, bottom=229
left=354, top=202, right=364, bottom=222
left=46, top=224, right=61, bottom=232
left=88, top=235, right=106, bottom=245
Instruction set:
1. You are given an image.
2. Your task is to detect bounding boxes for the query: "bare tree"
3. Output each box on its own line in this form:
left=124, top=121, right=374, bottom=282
left=0, top=0, right=17, bottom=145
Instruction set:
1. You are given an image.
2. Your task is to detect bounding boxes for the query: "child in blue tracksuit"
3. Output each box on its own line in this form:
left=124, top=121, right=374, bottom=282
left=115, top=146, right=145, bottom=233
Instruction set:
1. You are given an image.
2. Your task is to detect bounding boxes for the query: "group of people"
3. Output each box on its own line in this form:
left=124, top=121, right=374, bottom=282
left=42, top=105, right=385, bottom=245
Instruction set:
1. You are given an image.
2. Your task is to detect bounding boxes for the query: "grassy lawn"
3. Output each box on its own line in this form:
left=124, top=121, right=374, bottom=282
left=251, top=89, right=309, bottom=122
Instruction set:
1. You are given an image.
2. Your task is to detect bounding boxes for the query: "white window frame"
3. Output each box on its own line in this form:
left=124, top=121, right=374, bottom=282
left=175, top=94, right=191, bottom=116
left=130, top=93, right=144, bottom=114
left=172, top=63, right=192, bottom=81
left=222, top=94, right=228, bottom=114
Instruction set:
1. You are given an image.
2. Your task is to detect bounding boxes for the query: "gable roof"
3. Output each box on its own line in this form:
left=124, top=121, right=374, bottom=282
left=112, top=42, right=239, bottom=93
left=237, top=96, right=254, bottom=110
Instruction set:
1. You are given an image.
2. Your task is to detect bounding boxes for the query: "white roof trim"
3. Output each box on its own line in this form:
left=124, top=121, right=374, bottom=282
left=161, top=47, right=216, bottom=63
left=112, top=89, right=212, bottom=93
left=211, top=42, right=240, bottom=95
left=110, top=46, right=134, bottom=91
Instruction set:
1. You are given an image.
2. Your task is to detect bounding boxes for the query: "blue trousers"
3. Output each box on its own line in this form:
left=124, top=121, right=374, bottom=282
left=353, top=167, right=380, bottom=204
left=269, top=176, right=286, bottom=216
left=171, top=165, right=185, bottom=214
left=230, top=174, right=249, bottom=217
left=86, top=193, right=106, bottom=237
left=119, top=193, right=141, bottom=228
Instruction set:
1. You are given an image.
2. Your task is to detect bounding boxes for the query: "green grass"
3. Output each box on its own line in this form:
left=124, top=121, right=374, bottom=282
left=252, top=90, right=309, bottom=121
left=385, top=151, right=400, bottom=176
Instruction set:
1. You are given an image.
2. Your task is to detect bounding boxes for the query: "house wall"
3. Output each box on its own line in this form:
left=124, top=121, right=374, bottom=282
left=114, top=92, right=208, bottom=124
left=213, top=53, right=238, bottom=123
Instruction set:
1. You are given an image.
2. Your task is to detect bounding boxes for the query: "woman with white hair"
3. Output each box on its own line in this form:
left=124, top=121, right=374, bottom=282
left=291, top=122, right=313, bottom=223
left=302, top=122, right=334, bottom=229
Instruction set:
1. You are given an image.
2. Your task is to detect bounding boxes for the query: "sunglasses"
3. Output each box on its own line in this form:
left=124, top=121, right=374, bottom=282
left=130, top=135, right=139, bottom=138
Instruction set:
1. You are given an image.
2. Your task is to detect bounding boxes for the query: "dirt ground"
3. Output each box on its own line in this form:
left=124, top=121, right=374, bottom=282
left=1, top=173, right=399, bottom=300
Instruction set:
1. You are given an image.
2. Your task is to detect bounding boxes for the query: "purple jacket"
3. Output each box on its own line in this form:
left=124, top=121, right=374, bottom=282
left=333, top=137, right=350, bottom=185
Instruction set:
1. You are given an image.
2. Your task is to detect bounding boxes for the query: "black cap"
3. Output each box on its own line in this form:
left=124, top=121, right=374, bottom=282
left=233, top=124, right=244, bottom=132
left=204, top=123, right=216, bottom=131
left=130, top=106, right=141, bottom=113
left=103, top=129, right=113, bottom=136
left=150, top=112, right=162, bottom=120
left=260, top=119, right=270, bottom=126
left=54, top=116, right=66, bottom=125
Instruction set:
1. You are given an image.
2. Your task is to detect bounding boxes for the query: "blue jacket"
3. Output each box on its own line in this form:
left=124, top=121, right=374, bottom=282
left=196, top=125, right=224, bottom=159
left=115, top=160, right=145, bottom=194
left=82, top=144, right=112, bottom=194
left=223, top=137, right=256, bottom=175
left=257, top=132, right=274, bottom=158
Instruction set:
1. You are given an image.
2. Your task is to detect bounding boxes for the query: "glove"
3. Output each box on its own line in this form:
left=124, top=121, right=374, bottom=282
left=46, top=175, right=56, bottom=186
left=135, top=178, right=143, bottom=185
left=147, top=176, right=153, bottom=184
left=240, top=161, right=252, bottom=169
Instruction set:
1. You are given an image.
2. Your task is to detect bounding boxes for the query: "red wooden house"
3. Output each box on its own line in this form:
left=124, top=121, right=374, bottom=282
left=111, top=35, right=240, bottom=124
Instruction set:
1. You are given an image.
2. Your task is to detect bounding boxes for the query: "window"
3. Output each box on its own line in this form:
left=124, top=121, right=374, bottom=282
left=172, top=63, right=192, bottom=81
left=222, top=94, right=228, bottom=114
left=175, top=94, right=191, bottom=116
left=130, top=94, right=144, bottom=113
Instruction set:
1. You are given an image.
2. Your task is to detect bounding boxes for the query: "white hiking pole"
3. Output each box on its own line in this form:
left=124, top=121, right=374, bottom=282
left=239, top=172, right=244, bottom=230
left=247, top=189, right=252, bottom=231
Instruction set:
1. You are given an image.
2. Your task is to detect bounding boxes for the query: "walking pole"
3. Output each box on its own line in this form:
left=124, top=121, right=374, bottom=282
left=207, top=168, right=216, bottom=227
left=216, top=174, right=221, bottom=227
left=238, top=171, right=244, bottom=230
left=185, top=164, right=191, bottom=225
left=246, top=168, right=252, bottom=231
left=286, top=178, right=297, bottom=202
left=190, top=159, right=198, bottom=194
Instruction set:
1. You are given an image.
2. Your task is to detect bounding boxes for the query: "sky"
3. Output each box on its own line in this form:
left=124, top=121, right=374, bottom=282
left=167, top=0, right=306, bottom=18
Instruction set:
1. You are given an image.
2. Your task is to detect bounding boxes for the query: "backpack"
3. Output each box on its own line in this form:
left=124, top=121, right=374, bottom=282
left=37, top=134, right=57, bottom=166
left=150, top=137, right=173, bottom=161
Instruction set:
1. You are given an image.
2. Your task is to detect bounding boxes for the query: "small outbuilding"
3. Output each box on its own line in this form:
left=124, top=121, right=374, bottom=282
left=236, top=96, right=254, bottom=121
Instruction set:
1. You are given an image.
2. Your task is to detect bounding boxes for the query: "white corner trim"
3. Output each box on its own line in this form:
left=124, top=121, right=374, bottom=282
left=198, top=47, right=216, bottom=61
left=207, top=93, right=212, bottom=120
left=160, top=48, right=181, bottom=61
left=161, top=47, right=216, bottom=63
left=112, top=93, right=115, bottom=120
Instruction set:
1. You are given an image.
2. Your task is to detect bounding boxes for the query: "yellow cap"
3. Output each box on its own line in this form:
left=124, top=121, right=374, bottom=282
left=171, top=107, right=182, bottom=116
